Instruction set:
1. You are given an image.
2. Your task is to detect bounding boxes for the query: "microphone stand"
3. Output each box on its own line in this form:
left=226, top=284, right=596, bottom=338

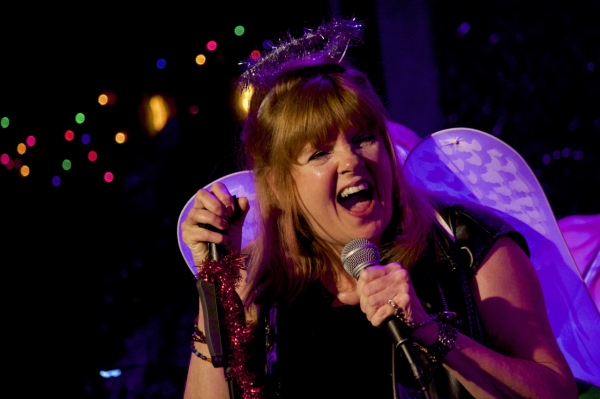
left=196, top=228, right=236, bottom=399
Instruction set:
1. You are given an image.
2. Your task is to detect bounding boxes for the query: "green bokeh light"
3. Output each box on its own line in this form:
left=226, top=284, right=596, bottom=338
left=75, top=113, right=85, bottom=124
left=62, top=159, right=72, bottom=171
left=234, top=25, right=245, bottom=36
left=1, top=116, right=9, bottom=128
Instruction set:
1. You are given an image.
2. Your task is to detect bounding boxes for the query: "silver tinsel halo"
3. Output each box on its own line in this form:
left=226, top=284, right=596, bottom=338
left=237, top=18, right=365, bottom=91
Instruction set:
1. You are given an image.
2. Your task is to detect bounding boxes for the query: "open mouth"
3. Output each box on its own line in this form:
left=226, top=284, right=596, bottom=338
left=337, top=183, right=374, bottom=212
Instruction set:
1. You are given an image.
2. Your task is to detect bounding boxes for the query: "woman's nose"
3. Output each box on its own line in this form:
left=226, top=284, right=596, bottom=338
left=337, top=147, right=364, bottom=174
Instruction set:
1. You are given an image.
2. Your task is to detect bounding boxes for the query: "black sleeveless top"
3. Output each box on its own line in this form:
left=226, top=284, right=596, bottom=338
left=254, top=198, right=529, bottom=399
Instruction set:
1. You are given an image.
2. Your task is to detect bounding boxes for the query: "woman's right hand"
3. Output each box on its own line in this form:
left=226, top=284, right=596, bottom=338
left=181, top=182, right=250, bottom=267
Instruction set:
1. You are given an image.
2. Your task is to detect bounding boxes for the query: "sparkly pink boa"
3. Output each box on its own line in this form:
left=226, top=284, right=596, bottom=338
left=196, top=252, right=264, bottom=398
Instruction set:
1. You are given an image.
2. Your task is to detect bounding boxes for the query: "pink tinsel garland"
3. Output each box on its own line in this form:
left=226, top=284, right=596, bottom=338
left=196, top=252, right=264, bottom=399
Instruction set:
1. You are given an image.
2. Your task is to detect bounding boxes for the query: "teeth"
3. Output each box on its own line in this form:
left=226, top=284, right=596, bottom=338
left=340, top=183, right=368, bottom=198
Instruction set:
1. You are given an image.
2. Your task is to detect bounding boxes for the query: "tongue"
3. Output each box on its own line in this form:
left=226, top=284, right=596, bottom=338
left=340, top=192, right=371, bottom=212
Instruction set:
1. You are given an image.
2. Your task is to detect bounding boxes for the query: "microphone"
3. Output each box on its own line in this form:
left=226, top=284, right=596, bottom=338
left=342, top=238, right=429, bottom=395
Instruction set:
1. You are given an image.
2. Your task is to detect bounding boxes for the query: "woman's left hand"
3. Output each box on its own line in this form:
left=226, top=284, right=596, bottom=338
left=337, top=263, right=432, bottom=330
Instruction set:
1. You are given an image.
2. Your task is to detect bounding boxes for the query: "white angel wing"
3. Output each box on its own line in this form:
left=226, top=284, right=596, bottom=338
left=403, top=127, right=600, bottom=385
left=176, top=170, right=260, bottom=279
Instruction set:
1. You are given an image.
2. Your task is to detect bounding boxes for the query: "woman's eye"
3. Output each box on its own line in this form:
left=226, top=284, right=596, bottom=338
left=355, top=133, right=376, bottom=146
left=309, top=150, right=330, bottom=161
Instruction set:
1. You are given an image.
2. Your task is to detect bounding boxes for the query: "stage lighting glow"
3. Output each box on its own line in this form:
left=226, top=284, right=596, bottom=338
left=250, top=50, right=261, bottom=61
left=234, top=25, right=245, bottom=36
left=62, top=159, right=72, bottom=171
left=98, top=94, right=108, bottom=105
left=26, top=135, right=36, bottom=146
left=157, top=59, right=166, bottom=69
left=233, top=84, right=254, bottom=120
left=189, top=105, right=199, bottom=115
left=88, top=150, right=98, bottom=162
left=75, top=113, right=85, bottom=124
left=195, top=54, right=206, bottom=65
left=20, top=165, right=30, bottom=177
left=0, top=116, right=8, bottom=128
left=115, top=132, right=127, bottom=144
left=17, top=143, right=26, bottom=155
left=104, top=171, right=114, bottom=183
left=52, top=175, right=61, bottom=187
left=65, top=130, right=75, bottom=141
left=82, top=133, right=91, bottom=145
left=206, top=41, right=217, bottom=51
left=148, top=95, right=169, bottom=135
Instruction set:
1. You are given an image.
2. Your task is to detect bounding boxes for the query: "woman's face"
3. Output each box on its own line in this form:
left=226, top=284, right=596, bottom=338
left=291, top=128, right=394, bottom=255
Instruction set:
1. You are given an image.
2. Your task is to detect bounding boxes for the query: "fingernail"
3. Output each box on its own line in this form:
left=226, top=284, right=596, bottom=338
left=226, top=205, right=234, bottom=217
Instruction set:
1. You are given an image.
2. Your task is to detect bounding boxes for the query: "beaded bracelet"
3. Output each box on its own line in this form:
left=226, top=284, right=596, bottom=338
left=190, top=316, right=211, bottom=362
left=417, top=316, right=461, bottom=363
left=396, top=313, right=438, bottom=329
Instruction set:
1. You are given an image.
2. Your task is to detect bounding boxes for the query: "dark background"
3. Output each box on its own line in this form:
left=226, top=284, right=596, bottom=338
left=1, top=1, right=598, bottom=397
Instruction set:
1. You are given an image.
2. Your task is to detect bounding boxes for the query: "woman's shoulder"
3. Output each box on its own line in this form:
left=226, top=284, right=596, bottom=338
left=432, top=195, right=530, bottom=270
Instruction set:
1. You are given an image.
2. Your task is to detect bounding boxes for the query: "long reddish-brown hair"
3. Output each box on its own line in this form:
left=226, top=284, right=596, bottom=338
left=240, top=59, right=435, bottom=306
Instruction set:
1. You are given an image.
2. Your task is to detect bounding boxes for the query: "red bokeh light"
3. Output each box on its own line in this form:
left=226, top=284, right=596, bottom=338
left=206, top=40, right=217, bottom=51
left=65, top=130, right=75, bottom=141
left=104, top=171, right=114, bottom=183
left=250, top=50, right=261, bottom=60
left=189, top=105, right=199, bottom=115
left=88, top=151, right=98, bottom=162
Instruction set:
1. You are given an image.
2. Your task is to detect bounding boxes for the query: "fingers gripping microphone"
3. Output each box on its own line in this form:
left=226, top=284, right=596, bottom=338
left=342, top=238, right=430, bottom=396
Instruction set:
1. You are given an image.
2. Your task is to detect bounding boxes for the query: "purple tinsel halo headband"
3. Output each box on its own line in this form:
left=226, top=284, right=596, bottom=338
left=237, top=18, right=365, bottom=91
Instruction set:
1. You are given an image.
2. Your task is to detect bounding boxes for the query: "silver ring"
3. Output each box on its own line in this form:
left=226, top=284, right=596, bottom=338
left=388, top=299, right=400, bottom=313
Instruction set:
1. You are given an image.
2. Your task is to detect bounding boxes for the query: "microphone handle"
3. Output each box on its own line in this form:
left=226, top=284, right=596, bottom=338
left=385, top=318, right=429, bottom=395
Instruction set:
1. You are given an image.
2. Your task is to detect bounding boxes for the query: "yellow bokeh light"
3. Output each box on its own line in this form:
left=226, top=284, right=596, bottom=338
left=17, top=143, right=27, bottom=155
left=20, top=165, right=30, bottom=177
left=196, top=54, right=206, bottom=65
left=115, top=132, right=127, bottom=144
left=98, top=94, right=108, bottom=105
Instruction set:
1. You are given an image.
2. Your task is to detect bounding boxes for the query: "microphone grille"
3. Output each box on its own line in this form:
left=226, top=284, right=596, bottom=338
left=341, top=238, right=380, bottom=278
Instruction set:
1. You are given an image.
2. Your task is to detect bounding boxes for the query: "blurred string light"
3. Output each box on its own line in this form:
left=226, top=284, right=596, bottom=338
left=62, top=159, right=72, bottom=171
left=115, top=132, right=127, bottom=144
left=1, top=116, right=9, bottom=128
left=104, top=171, right=114, bottom=183
left=65, top=130, right=75, bottom=141
left=98, top=91, right=117, bottom=105
left=234, top=25, right=245, bottom=36
left=195, top=54, right=206, bottom=65
left=100, top=369, right=121, bottom=378
left=81, top=133, right=91, bottom=145
left=457, top=22, right=470, bottom=36
left=88, top=150, right=98, bottom=162
left=52, top=176, right=61, bottom=187
left=1, top=154, right=9, bottom=165
left=250, top=50, right=261, bottom=61
left=206, top=40, right=217, bottom=51
left=98, top=94, right=109, bottom=105
left=141, top=94, right=174, bottom=136
left=26, top=135, right=36, bottom=146
left=17, top=143, right=26, bottom=155
left=75, top=113, right=85, bottom=124
left=189, top=105, right=199, bottom=115
left=156, top=58, right=167, bottom=69
left=20, top=165, right=30, bottom=177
